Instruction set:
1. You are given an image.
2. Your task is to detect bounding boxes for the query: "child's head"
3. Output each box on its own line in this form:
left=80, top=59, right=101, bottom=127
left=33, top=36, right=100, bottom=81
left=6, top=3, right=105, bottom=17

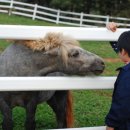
left=117, top=31, right=130, bottom=64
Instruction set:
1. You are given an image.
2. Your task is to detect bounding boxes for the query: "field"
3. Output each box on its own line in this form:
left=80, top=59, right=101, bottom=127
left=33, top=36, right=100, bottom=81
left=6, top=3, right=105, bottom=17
left=0, top=13, right=123, bottom=130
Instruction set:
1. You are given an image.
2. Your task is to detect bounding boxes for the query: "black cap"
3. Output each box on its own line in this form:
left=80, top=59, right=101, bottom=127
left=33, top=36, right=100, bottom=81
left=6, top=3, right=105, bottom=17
left=117, top=31, right=130, bottom=53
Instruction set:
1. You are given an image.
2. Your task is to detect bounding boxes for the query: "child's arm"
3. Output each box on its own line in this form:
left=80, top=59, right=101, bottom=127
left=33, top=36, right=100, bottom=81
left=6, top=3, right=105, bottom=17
left=106, top=22, right=119, bottom=53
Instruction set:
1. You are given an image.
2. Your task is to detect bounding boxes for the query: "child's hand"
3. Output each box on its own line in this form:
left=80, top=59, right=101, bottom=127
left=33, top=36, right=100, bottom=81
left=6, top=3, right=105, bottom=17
left=106, top=22, right=118, bottom=32
left=106, top=126, right=114, bottom=130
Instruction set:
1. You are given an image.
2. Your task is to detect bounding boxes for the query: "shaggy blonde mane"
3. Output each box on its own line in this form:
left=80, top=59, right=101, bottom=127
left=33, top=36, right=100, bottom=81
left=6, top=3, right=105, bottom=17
left=14, top=32, right=80, bottom=66
left=14, top=32, right=79, bottom=51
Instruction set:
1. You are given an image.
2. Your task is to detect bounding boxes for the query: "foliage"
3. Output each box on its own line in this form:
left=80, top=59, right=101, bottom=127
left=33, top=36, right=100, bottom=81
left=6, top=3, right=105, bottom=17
left=24, top=0, right=130, bottom=17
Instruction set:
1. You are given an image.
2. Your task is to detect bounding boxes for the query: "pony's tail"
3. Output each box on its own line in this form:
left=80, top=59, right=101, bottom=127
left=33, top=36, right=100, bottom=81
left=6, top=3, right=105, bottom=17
left=66, top=90, right=74, bottom=128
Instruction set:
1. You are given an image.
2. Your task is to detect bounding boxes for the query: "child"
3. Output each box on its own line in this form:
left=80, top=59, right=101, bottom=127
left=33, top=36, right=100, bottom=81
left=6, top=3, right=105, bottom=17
left=105, top=24, right=130, bottom=130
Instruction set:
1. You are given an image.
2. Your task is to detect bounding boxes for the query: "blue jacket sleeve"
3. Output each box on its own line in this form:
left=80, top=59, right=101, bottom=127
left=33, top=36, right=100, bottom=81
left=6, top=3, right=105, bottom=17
left=105, top=77, right=130, bottom=127
left=109, top=41, right=119, bottom=53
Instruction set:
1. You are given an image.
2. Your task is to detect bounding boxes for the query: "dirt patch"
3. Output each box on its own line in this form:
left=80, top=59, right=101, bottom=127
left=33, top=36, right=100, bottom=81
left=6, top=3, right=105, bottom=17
left=104, top=58, right=121, bottom=63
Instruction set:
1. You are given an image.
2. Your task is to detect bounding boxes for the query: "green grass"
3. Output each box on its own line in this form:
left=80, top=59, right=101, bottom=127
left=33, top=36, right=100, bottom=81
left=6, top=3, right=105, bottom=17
left=0, top=40, right=10, bottom=51
left=0, top=13, right=123, bottom=129
left=0, top=13, right=55, bottom=26
left=73, top=90, right=112, bottom=127
left=80, top=41, right=118, bottom=58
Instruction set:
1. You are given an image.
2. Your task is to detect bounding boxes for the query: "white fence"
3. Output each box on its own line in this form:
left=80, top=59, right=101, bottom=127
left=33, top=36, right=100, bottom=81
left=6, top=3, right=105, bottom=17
left=0, top=25, right=129, bottom=41
left=0, top=25, right=129, bottom=130
left=0, top=0, right=130, bottom=27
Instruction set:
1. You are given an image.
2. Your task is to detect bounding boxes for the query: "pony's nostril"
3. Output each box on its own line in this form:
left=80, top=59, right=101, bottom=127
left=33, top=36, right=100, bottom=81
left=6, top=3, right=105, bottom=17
left=101, top=61, right=105, bottom=68
left=101, top=61, right=105, bottom=65
left=96, top=60, right=105, bottom=66
left=98, top=61, right=105, bottom=70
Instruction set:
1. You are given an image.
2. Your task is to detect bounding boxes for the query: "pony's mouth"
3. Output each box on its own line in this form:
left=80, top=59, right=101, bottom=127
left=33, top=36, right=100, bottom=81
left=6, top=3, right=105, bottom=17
left=46, top=66, right=105, bottom=77
left=46, top=72, right=67, bottom=76
left=90, top=64, right=105, bottom=75
left=93, top=70, right=104, bottom=75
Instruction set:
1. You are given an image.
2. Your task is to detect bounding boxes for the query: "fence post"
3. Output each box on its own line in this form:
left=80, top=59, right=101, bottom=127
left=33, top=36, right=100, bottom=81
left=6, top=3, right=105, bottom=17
left=106, top=15, right=109, bottom=26
left=80, top=12, right=84, bottom=27
left=32, top=4, right=37, bottom=20
left=8, top=0, right=13, bottom=16
left=56, top=9, right=60, bottom=24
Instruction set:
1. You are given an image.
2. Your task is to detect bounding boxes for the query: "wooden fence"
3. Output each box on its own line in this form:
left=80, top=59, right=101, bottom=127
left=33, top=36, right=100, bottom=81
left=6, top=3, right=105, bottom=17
left=0, top=25, right=129, bottom=129
left=0, top=0, right=130, bottom=27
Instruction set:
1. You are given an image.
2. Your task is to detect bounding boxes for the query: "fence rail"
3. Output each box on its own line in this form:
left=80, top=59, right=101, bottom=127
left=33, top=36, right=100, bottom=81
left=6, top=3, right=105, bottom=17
left=0, top=25, right=128, bottom=130
left=0, top=25, right=129, bottom=40
left=0, top=77, right=116, bottom=91
left=1, top=0, right=130, bottom=27
left=53, top=126, right=106, bottom=130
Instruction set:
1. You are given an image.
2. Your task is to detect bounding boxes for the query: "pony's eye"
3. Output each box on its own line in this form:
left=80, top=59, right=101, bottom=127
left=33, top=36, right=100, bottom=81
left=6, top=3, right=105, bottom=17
left=72, top=51, right=79, bottom=57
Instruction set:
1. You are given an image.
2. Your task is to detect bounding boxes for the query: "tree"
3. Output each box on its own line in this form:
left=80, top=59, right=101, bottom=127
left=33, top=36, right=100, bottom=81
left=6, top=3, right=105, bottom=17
left=25, top=0, right=52, bottom=6
left=23, top=0, right=130, bottom=18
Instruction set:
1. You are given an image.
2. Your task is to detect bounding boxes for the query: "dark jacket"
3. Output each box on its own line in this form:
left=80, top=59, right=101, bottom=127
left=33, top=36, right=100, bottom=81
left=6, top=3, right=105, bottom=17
left=110, top=41, right=119, bottom=53
left=105, top=63, right=130, bottom=130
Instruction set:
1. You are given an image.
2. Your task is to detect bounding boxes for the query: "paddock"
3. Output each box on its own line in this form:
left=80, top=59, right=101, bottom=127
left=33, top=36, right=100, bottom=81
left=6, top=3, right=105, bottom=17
left=0, top=0, right=130, bottom=27
left=0, top=26, right=129, bottom=130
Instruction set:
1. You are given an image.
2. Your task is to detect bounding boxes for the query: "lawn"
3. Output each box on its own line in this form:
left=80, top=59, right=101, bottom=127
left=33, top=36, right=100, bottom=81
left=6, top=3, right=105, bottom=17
left=0, top=13, right=123, bottom=129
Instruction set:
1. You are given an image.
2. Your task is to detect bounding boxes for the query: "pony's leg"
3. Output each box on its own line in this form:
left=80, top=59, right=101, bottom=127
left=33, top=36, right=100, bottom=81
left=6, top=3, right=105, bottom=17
left=0, top=99, right=13, bottom=130
left=47, top=91, right=68, bottom=128
left=25, top=97, right=37, bottom=130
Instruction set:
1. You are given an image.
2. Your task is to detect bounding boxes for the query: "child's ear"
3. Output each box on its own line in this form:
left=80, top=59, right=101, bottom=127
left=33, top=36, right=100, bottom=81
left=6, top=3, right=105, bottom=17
left=122, top=49, right=128, bottom=56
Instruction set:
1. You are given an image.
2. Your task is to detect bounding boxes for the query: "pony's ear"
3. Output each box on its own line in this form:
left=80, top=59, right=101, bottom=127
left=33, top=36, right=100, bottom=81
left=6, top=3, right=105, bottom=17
left=44, top=48, right=58, bottom=56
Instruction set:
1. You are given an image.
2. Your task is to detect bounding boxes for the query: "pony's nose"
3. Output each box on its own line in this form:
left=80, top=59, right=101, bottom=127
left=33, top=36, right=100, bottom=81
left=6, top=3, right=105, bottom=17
left=91, top=59, right=105, bottom=74
left=96, top=60, right=105, bottom=70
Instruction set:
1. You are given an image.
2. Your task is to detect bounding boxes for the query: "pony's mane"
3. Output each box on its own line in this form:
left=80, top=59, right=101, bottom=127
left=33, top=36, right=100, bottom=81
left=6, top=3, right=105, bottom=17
left=14, top=32, right=80, bottom=66
left=14, top=32, right=79, bottom=51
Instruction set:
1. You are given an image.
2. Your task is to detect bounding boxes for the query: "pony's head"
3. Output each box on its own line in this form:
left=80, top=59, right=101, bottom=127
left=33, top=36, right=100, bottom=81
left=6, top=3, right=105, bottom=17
left=13, top=32, right=105, bottom=76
